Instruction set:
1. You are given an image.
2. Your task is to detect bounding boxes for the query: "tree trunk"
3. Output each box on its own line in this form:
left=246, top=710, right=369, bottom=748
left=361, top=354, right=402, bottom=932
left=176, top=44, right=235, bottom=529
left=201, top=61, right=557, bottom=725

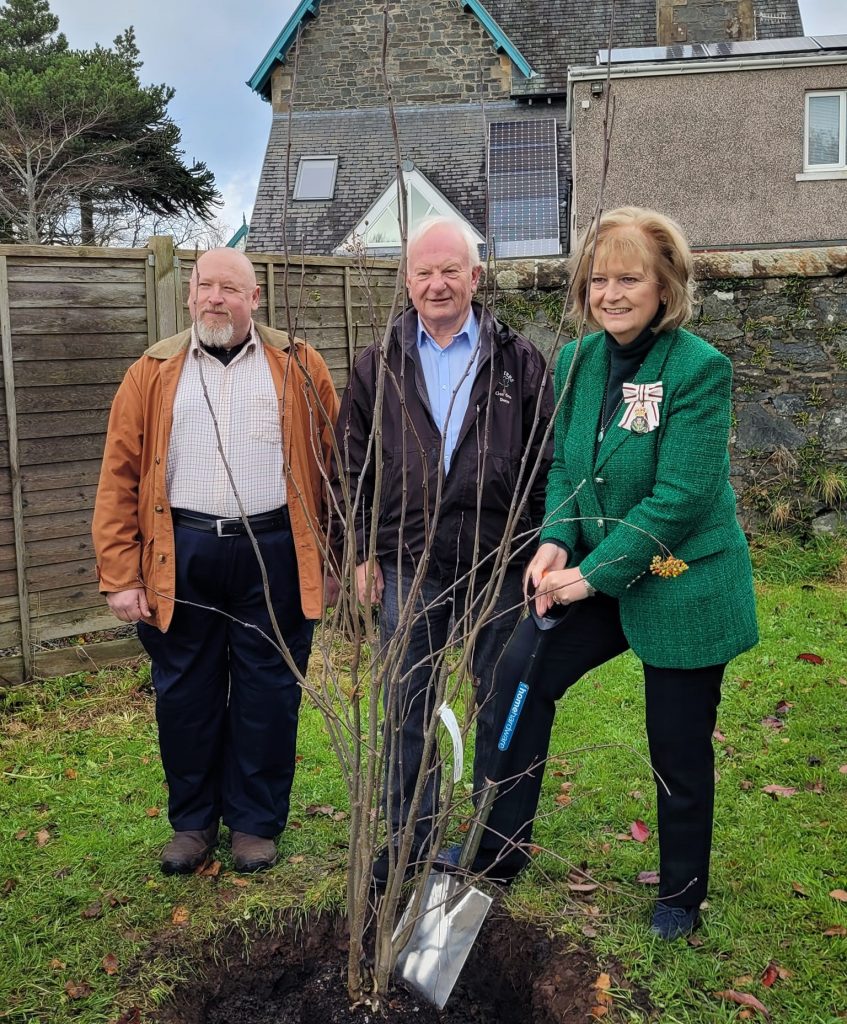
left=80, top=193, right=94, bottom=245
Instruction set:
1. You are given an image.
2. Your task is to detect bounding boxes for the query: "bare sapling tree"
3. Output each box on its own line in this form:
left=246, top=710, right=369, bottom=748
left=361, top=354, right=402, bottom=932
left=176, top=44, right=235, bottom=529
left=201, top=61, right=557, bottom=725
left=163, top=0, right=689, bottom=1009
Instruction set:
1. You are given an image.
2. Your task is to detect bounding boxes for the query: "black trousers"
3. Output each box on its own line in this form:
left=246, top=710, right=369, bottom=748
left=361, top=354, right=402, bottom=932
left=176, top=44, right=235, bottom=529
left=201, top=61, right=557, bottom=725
left=481, top=593, right=724, bottom=906
left=138, top=522, right=313, bottom=837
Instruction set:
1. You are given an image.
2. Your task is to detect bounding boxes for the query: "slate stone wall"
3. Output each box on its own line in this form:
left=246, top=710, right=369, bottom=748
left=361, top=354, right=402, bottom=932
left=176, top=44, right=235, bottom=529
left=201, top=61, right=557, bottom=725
left=490, top=247, right=847, bottom=534
left=270, top=0, right=510, bottom=113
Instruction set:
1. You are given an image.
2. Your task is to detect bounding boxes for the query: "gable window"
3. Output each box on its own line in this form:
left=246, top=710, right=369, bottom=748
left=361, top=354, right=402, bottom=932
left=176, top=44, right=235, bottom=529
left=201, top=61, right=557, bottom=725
left=294, top=156, right=338, bottom=200
left=799, top=92, right=847, bottom=180
left=488, top=119, right=560, bottom=257
left=337, top=166, right=484, bottom=254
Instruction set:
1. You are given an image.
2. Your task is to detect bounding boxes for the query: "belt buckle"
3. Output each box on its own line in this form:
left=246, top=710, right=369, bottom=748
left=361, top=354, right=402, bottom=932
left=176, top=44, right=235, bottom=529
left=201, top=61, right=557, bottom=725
left=215, top=517, right=240, bottom=537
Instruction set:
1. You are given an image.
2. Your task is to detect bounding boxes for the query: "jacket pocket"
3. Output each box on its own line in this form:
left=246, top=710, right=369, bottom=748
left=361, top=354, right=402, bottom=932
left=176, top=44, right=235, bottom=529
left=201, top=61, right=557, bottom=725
left=673, top=523, right=735, bottom=563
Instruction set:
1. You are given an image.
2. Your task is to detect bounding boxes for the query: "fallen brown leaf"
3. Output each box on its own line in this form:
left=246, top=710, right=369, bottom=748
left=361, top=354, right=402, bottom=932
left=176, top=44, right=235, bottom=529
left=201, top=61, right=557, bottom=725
left=594, top=972, right=611, bottom=991
left=713, top=729, right=726, bottom=742
left=796, top=652, right=824, bottom=665
left=630, top=819, right=650, bottom=843
left=304, top=804, right=335, bottom=816
left=35, top=828, right=51, bottom=847
left=615, top=833, right=631, bottom=841
left=332, top=810, right=348, bottom=821
left=228, top=876, right=250, bottom=887
left=740, top=780, right=754, bottom=790
left=733, top=975, right=755, bottom=987
left=823, top=925, right=847, bottom=937
left=49, top=958, right=66, bottom=970
left=761, top=716, right=784, bottom=731
left=107, top=893, right=130, bottom=907
left=195, top=860, right=221, bottom=878
left=111, top=1009, right=142, bottom=1024
left=171, top=905, right=190, bottom=925
left=554, top=793, right=572, bottom=806
left=559, top=781, right=574, bottom=793
left=567, top=882, right=599, bottom=893
left=64, top=768, right=77, bottom=780
left=761, top=784, right=797, bottom=798
left=805, top=781, right=825, bottom=794
left=774, top=700, right=794, bottom=715
left=714, top=989, right=770, bottom=1019
left=288, top=854, right=305, bottom=864
left=101, top=953, right=119, bottom=976
left=830, top=889, right=847, bottom=903
left=65, top=980, right=93, bottom=1000
left=760, top=962, right=779, bottom=988
left=145, top=807, right=160, bottom=818
left=582, top=924, right=598, bottom=938
left=686, top=933, right=704, bottom=947
left=839, top=765, right=847, bottom=774
left=590, top=1006, right=608, bottom=1018
left=13, top=829, right=29, bottom=842
left=288, top=820, right=302, bottom=829
left=529, top=844, right=543, bottom=856
left=636, top=870, right=660, bottom=885
left=627, top=790, right=643, bottom=799
left=81, top=900, right=103, bottom=920
left=3, top=878, right=18, bottom=895
left=791, top=881, right=809, bottom=897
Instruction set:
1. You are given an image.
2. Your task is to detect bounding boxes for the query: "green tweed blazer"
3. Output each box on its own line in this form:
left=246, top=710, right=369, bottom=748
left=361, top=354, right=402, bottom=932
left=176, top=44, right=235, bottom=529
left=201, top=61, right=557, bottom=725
left=540, top=327, right=758, bottom=669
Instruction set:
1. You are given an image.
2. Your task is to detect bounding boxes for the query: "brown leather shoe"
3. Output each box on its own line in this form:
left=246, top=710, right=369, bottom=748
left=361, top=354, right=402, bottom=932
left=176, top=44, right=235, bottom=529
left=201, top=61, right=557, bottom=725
left=231, top=831, right=278, bottom=873
left=160, top=826, right=218, bottom=875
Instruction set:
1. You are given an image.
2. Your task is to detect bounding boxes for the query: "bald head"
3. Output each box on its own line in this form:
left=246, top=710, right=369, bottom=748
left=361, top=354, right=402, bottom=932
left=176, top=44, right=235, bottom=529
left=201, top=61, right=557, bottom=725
left=189, top=248, right=260, bottom=347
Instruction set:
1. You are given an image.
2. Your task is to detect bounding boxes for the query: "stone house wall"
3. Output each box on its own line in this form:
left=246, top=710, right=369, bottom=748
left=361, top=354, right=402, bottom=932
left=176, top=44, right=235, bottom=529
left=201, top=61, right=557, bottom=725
left=489, top=247, right=847, bottom=534
left=270, top=0, right=511, bottom=113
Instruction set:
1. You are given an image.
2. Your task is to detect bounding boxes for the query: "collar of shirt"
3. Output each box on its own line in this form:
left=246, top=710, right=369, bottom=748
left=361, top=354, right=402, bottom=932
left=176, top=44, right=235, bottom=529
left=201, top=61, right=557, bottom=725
left=416, top=309, right=478, bottom=355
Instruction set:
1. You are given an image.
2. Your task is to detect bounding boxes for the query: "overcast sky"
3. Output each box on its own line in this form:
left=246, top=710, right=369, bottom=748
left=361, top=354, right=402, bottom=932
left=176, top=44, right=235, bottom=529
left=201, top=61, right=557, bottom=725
left=46, top=0, right=847, bottom=240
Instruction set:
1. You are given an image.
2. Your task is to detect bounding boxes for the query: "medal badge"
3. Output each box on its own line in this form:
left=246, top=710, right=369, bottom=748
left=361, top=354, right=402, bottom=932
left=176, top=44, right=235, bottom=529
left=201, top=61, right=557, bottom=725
left=619, top=382, right=663, bottom=434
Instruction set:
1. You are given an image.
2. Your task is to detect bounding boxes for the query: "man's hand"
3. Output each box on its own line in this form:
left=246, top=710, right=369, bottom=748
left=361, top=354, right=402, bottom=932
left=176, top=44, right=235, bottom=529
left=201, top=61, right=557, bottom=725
left=106, top=587, right=151, bottom=623
left=355, top=559, right=384, bottom=606
left=524, top=542, right=569, bottom=599
left=324, top=575, right=341, bottom=608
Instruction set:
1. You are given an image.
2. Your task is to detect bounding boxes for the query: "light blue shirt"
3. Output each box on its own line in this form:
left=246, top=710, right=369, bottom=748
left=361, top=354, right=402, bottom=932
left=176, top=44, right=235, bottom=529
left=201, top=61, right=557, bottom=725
left=416, top=310, right=479, bottom=474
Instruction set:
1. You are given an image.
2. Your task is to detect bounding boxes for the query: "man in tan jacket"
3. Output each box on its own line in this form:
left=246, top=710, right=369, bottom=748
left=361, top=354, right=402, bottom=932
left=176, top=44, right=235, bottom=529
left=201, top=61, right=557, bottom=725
left=93, top=248, right=338, bottom=874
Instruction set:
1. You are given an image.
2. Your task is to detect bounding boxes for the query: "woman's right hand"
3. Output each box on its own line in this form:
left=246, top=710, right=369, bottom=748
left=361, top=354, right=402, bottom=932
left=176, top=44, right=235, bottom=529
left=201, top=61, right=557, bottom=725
left=524, top=543, right=569, bottom=600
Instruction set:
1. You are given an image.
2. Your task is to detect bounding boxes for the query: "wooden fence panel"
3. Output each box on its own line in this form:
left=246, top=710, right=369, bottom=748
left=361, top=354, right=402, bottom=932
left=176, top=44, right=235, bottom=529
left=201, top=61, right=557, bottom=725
left=0, top=242, right=400, bottom=683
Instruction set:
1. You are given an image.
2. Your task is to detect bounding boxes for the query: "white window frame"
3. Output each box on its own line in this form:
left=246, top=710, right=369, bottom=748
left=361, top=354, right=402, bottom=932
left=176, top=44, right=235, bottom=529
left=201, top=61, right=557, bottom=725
left=336, top=167, right=484, bottom=252
left=797, top=90, right=847, bottom=182
left=293, top=156, right=339, bottom=200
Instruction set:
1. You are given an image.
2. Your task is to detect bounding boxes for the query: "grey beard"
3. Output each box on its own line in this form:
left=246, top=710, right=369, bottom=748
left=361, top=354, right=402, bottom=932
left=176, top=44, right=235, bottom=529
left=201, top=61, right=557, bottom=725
left=196, top=319, right=234, bottom=348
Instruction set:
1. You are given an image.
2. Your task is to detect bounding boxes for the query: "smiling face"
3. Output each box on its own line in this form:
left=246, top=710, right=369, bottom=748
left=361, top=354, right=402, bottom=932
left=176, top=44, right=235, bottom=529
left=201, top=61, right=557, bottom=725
left=406, top=223, right=481, bottom=345
left=189, top=249, right=260, bottom=347
left=588, top=232, right=666, bottom=345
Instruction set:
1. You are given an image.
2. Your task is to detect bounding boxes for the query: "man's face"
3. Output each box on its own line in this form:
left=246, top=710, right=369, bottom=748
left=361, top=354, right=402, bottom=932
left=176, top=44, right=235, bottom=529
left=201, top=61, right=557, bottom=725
left=189, top=249, right=260, bottom=347
left=406, top=225, right=481, bottom=343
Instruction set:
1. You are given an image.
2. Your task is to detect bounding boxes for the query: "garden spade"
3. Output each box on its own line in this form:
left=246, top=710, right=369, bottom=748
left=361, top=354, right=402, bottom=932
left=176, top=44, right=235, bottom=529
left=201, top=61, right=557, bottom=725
left=393, top=595, right=571, bottom=1008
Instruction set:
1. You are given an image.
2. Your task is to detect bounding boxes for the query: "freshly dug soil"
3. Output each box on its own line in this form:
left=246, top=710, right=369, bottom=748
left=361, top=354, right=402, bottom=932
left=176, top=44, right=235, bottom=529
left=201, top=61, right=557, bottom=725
left=157, top=907, right=647, bottom=1024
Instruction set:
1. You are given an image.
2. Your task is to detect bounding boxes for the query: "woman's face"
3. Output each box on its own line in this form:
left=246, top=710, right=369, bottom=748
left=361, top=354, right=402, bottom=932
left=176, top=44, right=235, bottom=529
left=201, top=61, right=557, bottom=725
left=588, top=246, right=665, bottom=345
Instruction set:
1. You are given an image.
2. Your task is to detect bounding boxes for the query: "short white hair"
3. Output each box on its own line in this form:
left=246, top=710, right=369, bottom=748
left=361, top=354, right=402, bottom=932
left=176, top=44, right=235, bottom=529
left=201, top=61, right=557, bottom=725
left=407, top=216, right=481, bottom=269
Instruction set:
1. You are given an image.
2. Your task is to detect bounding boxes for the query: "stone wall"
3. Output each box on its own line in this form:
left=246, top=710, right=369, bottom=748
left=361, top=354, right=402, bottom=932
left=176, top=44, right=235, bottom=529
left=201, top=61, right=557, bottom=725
left=270, top=0, right=510, bottom=113
left=489, top=247, right=847, bottom=535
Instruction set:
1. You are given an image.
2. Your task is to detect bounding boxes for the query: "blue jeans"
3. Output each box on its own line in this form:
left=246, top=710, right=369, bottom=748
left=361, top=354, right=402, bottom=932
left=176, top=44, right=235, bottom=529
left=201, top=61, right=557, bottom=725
left=378, top=562, right=523, bottom=849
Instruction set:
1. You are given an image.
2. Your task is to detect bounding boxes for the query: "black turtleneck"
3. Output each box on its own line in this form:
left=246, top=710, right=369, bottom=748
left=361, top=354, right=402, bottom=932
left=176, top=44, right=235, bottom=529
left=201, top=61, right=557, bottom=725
left=599, top=310, right=665, bottom=441
left=201, top=334, right=251, bottom=365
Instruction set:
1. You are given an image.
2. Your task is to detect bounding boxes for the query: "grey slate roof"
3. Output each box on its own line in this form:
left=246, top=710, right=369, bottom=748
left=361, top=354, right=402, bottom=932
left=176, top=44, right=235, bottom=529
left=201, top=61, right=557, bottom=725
left=247, top=101, right=571, bottom=256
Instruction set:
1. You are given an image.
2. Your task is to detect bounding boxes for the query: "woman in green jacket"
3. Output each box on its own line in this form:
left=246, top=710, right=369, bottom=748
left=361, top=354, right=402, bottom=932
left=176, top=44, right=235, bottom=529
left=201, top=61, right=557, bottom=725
left=460, top=207, right=758, bottom=939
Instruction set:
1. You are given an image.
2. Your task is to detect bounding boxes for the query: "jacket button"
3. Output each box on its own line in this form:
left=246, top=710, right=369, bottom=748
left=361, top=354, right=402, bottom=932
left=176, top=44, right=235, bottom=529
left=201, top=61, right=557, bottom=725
left=597, top=518, right=604, bottom=528
left=594, top=477, right=605, bottom=484
left=154, top=505, right=163, bottom=513
left=155, top=456, right=161, bottom=465
left=157, top=554, right=167, bottom=564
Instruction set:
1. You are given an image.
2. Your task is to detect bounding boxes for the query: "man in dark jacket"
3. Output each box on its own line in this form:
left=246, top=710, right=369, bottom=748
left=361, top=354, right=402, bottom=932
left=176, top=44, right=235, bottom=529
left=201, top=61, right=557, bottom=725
left=333, top=217, right=553, bottom=886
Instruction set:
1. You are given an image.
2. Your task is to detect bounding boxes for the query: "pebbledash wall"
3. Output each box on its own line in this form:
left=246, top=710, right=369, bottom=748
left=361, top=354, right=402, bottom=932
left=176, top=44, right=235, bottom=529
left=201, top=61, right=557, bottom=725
left=490, top=246, right=847, bottom=536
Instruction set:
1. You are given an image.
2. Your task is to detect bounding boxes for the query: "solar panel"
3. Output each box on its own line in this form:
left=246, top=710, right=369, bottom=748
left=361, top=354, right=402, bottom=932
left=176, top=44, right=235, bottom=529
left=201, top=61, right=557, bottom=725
left=705, top=37, right=821, bottom=57
left=812, top=35, right=847, bottom=50
left=487, top=120, right=560, bottom=258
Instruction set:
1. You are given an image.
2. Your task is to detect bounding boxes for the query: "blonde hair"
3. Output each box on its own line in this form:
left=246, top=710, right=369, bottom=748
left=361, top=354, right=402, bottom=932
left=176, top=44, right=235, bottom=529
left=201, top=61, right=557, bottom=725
left=567, top=207, right=695, bottom=335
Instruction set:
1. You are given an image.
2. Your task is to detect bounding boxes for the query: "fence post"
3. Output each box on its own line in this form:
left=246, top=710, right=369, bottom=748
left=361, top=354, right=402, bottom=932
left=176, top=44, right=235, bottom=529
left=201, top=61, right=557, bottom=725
left=148, top=235, right=178, bottom=341
left=0, top=255, right=33, bottom=681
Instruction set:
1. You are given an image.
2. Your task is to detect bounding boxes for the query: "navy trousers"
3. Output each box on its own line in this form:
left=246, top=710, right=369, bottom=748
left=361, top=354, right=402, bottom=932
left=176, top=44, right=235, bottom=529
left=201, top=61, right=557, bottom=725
left=379, top=563, right=523, bottom=849
left=138, top=521, right=313, bottom=838
left=481, top=593, right=724, bottom=906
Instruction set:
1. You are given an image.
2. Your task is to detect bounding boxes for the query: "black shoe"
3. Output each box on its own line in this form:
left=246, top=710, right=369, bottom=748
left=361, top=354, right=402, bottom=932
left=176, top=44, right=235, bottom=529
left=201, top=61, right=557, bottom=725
left=371, top=844, right=425, bottom=890
left=231, top=832, right=278, bottom=873
left=434, top=844, right=526, bottom=885
left=650, top=901, right=701, bottom=940
left=160, top=826, right=218, bottom=875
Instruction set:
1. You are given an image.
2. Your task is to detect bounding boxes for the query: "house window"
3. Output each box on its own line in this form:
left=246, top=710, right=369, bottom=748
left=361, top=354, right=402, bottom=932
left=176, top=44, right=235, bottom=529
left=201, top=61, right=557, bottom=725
left=805, top=91, right=846, bottom=172
left=293, top=157, right=338, bottom=200
left=488, top=119, right=560, bottom=258
left=336, top=166, right=484, bottom=254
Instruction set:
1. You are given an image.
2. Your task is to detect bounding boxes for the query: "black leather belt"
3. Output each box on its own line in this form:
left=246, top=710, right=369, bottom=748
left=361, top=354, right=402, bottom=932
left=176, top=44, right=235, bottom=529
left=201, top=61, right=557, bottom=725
left=171, top=507, right=290, bottom=537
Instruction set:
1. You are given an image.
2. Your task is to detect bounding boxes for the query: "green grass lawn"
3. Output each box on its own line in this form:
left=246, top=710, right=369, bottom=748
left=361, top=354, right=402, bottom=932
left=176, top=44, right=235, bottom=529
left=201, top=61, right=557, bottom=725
left=1, top=572, right=845, bottom=1023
